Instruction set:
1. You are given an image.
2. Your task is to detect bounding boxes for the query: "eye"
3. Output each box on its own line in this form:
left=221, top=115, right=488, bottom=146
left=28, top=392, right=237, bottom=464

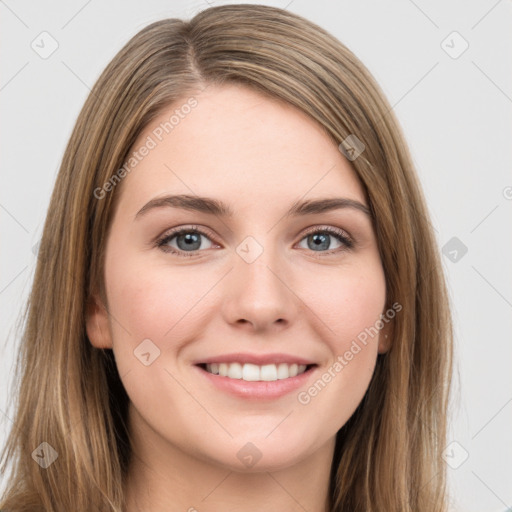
left=296, top=226, right=353, bottom=255
left=156, top=225, right=354, bottom=258
left=156, top=225, right=218, bottom=257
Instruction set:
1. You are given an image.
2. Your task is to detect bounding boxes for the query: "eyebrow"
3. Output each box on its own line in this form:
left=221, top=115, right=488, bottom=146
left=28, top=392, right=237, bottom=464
left=134, top=194, right=372, bottom=220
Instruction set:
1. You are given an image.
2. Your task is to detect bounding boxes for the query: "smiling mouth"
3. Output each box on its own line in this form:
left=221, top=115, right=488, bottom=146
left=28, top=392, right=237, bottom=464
left=196, top=362, right=317, bottom=382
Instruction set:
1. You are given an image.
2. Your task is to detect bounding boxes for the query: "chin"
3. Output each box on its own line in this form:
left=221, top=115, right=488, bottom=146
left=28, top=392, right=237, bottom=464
left=200, top=432, right=322, bottom=473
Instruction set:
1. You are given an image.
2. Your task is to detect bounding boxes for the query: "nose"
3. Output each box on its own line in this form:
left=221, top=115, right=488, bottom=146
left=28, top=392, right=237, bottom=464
left=221, top=243, right=298, bottom=333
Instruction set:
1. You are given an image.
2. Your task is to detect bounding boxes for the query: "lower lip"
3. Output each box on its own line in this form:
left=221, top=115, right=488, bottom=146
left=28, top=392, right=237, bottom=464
left=194, top=365, right=317, bottom=399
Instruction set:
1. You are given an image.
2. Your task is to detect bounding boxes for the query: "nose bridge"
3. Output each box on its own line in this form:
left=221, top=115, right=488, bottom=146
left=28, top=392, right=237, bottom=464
left=222, top=234, right=296, bottom=329
left=235, top=235, right=286, bottom=300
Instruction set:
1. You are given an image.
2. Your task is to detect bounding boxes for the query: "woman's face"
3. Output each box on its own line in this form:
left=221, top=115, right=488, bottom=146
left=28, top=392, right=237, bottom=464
left=88, top=84, right=389, bottom=472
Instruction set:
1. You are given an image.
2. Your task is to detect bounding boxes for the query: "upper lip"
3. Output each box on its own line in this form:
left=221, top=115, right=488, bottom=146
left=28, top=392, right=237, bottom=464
left=194, top=353, right=317, bottom=366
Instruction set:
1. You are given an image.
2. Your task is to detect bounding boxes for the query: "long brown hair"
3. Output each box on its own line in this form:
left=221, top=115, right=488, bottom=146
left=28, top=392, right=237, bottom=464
left=0, top=4, right=453, bottom=511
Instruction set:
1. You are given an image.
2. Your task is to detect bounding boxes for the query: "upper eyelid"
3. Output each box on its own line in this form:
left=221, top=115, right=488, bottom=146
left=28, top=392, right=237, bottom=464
left=157, top=225, right=218, bottom=244
left=301, top=225, right=351, bottom=239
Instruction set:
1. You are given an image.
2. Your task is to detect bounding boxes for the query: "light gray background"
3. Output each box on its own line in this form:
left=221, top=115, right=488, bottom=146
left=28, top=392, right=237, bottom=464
left=1, top=1, right=511, bottom=510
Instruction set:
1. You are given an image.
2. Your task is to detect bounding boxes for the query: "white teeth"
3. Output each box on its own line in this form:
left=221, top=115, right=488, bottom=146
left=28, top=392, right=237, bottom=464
left=260, top=364, right=277, bottom=381
left=242, top=363, right=260, bottom=381
left=227, top=362, right=242, bottom=379
left=276, top=363, right=289, bottom=379
left=204, top=362, right=309, bottom=381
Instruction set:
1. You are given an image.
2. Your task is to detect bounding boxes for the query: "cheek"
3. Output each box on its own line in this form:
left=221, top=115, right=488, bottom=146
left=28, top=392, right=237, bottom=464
left=104, top=252, right=218, bottom=351
left=303, top=261, right=386, bottom=351
left=103, top=258, right=218, bottom=415
left=295, top=266, right=385, bottom=431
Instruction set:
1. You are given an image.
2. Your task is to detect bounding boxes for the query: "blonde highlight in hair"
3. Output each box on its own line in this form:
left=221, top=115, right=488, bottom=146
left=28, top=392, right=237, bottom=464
left=1, top=5, right=453, bottom=511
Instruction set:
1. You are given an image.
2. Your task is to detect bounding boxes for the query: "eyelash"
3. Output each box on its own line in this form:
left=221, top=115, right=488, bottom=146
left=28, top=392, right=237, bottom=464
left=155, top=224, right=354, bottom=258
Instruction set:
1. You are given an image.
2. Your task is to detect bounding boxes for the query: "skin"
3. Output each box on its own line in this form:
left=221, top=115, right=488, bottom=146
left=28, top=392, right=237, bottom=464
left=86, top=83, right=391, bottom=512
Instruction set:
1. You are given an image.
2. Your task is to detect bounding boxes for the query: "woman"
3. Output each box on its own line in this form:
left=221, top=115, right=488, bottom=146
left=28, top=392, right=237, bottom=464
left=0, top=4, right=453, bottom=511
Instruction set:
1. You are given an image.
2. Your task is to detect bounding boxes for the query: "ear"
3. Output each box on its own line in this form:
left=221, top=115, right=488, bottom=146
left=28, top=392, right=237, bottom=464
left=85, top=293, right=113, bottom=349
left=377, top=320, right=393, bottom=354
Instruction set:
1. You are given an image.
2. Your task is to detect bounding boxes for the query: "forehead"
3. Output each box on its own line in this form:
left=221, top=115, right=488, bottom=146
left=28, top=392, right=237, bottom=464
left=116, top=84, right=366, bottom=214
